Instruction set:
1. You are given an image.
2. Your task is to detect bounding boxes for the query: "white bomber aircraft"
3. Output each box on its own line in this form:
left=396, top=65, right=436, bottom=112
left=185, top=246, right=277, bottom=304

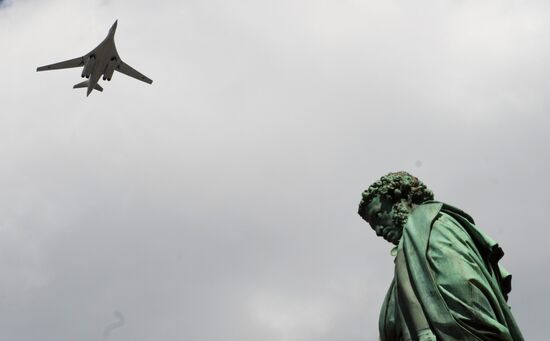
left=37, top=20, right=152, bottom=96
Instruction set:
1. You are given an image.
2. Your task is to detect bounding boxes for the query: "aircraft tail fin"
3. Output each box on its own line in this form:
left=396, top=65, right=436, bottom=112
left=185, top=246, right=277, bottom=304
left=73, top=81, right=103, bottom=92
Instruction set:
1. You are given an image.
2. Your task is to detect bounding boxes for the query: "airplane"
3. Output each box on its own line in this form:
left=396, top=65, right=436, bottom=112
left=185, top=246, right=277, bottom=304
left=37, top=20, right=153, bottom=96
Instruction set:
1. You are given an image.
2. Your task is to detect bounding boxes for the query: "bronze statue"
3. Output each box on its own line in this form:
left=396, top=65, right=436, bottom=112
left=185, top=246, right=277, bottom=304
left=358, top=172, right=524, bottom=340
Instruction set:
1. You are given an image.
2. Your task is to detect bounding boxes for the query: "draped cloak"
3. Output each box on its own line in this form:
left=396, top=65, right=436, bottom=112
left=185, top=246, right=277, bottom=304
left=378, top=201, right=524, bottom=341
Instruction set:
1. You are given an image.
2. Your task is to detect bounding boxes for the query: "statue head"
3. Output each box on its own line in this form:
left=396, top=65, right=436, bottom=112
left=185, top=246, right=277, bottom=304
left=358, top=171, right=434, bottom=245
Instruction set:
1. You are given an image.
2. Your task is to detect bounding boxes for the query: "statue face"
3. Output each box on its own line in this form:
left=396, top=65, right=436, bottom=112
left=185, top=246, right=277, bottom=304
left=364, top=196, right=403, bottom=245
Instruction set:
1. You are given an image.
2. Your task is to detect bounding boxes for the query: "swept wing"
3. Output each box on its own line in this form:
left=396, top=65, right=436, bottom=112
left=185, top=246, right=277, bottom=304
left=116, top=61, right=153, bottom=84
left=36, top=56, right=85, bottom=71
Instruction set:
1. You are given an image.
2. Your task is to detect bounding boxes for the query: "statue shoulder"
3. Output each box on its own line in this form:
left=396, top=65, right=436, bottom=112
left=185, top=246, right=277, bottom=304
left=434, top=201, right=475, bottom=224
left=430, top=212, right=476, bottom=248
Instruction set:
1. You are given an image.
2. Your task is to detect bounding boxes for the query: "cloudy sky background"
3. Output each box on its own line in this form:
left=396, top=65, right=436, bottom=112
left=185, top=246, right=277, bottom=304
left=1, top=0, right=549, bottom=340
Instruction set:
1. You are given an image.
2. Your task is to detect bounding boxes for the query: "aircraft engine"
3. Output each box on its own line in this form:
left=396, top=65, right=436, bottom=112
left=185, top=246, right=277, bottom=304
left=103, top=61, right=116, bottom=81
left=81, top=55, right=96, bottom=78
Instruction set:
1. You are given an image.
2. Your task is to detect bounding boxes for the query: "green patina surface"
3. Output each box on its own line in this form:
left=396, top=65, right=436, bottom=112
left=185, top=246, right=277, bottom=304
left=359, top=172, right=524, bottom=341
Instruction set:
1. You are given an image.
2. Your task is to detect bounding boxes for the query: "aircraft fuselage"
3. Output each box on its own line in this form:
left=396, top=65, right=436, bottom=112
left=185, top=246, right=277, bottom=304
left=81, top=23, right=120, bottom=96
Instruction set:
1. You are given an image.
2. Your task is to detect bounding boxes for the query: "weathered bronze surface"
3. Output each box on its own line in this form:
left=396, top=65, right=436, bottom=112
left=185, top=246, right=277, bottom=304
left=358, top=172, right=524, bottom=340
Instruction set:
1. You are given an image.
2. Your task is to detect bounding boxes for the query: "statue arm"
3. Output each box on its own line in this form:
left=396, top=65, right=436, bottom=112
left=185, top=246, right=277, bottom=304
left=395, top=251, right=437, bottom=340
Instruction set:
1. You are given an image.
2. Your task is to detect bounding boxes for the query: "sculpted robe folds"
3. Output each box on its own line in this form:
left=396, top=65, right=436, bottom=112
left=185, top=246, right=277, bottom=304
left=379, top=202, right=524, bottom=341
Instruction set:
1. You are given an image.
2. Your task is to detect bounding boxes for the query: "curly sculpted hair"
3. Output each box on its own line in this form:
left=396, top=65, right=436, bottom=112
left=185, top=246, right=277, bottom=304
left=358, top=171, right=434, bottom=226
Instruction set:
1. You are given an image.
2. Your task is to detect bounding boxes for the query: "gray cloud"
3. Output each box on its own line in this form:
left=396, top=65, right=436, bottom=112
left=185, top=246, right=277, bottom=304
left=103, top=311, right=125, bottom=339
left=0, top=0, right=548, bottom=340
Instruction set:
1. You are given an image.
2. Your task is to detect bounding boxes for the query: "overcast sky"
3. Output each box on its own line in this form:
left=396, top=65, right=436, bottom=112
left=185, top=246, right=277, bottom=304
left=0, top=0, right=549, bottom=340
